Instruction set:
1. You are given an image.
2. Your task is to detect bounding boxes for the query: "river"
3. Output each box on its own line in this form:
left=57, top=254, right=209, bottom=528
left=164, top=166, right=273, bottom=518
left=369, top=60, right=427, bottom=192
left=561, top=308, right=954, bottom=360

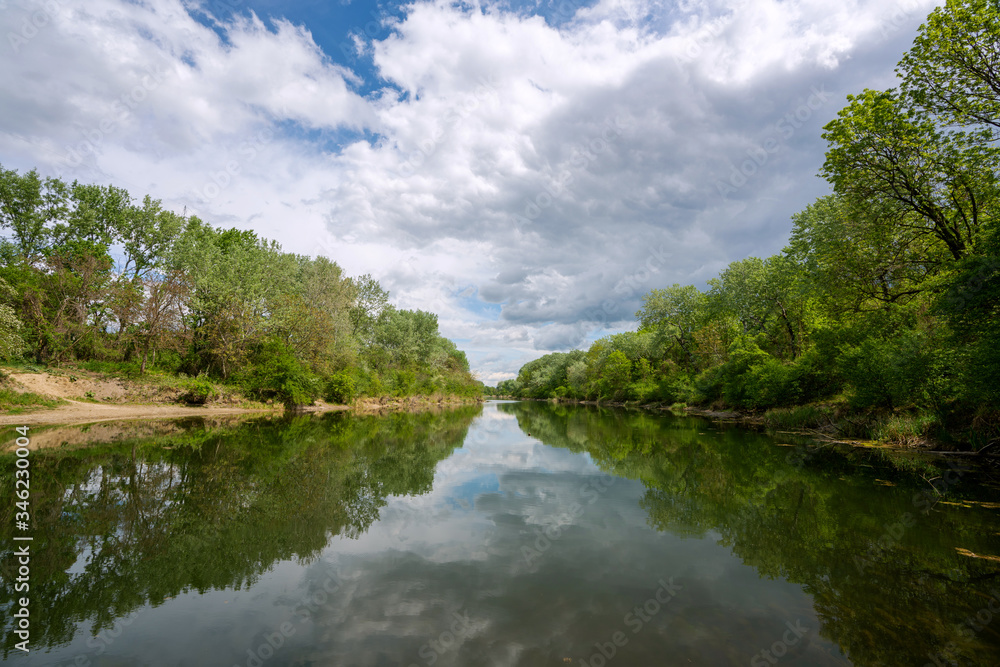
left=2, top=401, right=999, bottom=666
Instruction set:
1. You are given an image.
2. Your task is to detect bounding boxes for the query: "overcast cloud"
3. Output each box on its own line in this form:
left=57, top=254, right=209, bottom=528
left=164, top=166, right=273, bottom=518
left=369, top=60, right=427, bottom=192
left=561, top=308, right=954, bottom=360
left=0, top=0, right=941, bottom=383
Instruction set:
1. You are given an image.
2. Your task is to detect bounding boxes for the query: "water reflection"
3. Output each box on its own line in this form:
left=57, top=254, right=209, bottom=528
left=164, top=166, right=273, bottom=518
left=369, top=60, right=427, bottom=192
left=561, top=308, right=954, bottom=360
left=499, top=401, right=1000, bottom=666
left=1, top=401, right=998, bottom=666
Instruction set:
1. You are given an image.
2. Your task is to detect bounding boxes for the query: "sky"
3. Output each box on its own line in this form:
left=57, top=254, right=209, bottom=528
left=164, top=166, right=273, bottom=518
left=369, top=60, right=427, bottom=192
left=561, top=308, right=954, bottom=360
left=0, top=0, right=942, bottom=384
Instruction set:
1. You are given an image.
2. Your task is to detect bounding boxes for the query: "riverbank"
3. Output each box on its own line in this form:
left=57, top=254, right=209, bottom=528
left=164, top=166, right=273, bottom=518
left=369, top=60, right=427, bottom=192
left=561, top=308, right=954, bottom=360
left=494, top=396, right=999, bottom=454
left=0, top=366, right=481, bottom=426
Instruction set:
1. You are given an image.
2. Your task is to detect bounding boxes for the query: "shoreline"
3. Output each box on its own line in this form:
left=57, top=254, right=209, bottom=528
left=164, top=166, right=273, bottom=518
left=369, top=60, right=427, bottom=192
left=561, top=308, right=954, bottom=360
left=0, top=399, right=301, bottom=427
left=1, top=367, right=481, bottom=428
left=0, top=396, right=484, bottom=428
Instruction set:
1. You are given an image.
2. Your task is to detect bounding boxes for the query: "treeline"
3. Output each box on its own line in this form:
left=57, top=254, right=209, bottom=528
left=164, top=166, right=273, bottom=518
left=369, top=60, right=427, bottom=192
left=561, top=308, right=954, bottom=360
left=0, top=168, right=481, bottom=405
left=496, top=0, right=999, bottom=445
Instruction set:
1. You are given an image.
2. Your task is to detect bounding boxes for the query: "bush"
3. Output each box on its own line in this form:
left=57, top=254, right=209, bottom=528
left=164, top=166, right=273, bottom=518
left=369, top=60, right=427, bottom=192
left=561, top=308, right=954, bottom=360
left=389, top=369, right=416, bottom=396
left=179, top=376, right=217, bottom=405
left=234, top=338, right=319, bottom=407
left=838, top=329, right=947, bottom=411
left=325, top=371, right=357, bottom=404
left=693, top=365, right=724, bottom=404
left=714, top=338, right=799, bottom=410
left=151, top=349, right=183, bottom=373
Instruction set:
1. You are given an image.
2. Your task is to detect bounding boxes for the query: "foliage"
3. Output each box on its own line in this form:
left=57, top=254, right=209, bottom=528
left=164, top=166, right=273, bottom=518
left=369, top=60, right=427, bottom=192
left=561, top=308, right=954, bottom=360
left=0, top=164, right=480, bottom=406
left=178, top=376, right=218, bottom=405
left=325, top=370, right=357, bottom=404
left=0, top=277, right=23, bottom=360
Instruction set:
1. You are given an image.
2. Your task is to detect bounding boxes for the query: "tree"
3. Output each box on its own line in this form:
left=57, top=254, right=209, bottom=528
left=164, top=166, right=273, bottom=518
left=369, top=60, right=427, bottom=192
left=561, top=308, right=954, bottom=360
left=708, top=256, right=806, bottom=359
left=601, top=350, right=632, bottom=400
left=0, top=277, right=23, bottom=360
left=348, top=274, right=390, bottom=346
left=787, top=195, right=938, bottom=311
left=897, top=0, right=1000, bottom=134
left=374, top=308, right=439, bottom=368
left=273, top=256, right=355, bottom=374
left=637, top=284, right=706, bottom=369
left=0, top=165, right=66, bottom=263
left=821, top=89, right=998, bottom=261
left=171, top=220, right=297, bottom=377
left=134, top=271, right=189, bottom=373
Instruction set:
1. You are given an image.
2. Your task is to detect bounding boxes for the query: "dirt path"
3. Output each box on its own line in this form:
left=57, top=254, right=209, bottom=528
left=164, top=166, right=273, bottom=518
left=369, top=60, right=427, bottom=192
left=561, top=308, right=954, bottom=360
left=0, top=398, right=286, bottom=426
left=1, top=369, right=340, bottom=426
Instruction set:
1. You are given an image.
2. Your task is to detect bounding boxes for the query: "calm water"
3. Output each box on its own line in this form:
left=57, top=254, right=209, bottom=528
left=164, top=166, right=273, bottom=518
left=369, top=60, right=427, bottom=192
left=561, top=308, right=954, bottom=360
left=2, top=401, right=1000, bottom=666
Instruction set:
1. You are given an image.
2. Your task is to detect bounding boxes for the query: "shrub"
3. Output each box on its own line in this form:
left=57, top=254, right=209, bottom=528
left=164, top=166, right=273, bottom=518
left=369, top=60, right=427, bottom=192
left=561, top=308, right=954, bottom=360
left=838, top=329, right=947, bottom=411
left=714, top=339, right=795, bottom=409
left=325, top=371, right=357, bottom=404
left=179, top=376, right=217, bottom=405
left=234, top=338, right=319, bottom=407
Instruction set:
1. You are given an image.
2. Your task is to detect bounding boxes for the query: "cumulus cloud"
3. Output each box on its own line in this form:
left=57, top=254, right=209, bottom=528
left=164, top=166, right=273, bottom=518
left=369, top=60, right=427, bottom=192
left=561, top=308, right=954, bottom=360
left=0, top=0, right=942, bottom=382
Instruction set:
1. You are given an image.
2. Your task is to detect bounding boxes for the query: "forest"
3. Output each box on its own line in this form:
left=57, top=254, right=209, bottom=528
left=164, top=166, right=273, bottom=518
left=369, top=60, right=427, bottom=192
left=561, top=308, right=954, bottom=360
left=492, top=0, right=999, bottom=447
left=0, top=170, right=482, bottom=406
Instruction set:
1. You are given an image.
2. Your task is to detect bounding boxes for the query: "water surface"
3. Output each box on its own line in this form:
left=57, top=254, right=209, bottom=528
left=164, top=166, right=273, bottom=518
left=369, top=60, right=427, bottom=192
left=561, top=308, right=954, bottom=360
left=2, top=401, right=999, bottom=666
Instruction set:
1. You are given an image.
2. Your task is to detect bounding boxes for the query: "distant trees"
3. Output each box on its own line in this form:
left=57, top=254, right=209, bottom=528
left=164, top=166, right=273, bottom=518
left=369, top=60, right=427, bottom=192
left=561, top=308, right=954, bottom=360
left=0, top=166, right=481, bottom=404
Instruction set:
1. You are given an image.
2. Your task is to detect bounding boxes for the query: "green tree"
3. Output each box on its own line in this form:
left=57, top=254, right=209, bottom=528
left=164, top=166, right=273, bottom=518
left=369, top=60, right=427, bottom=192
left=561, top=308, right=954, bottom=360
left=0, top=165, right=65, bottom=263
left=637, top=284, right=706, bottom=370
left=349, top=274, right=390, bottom=346
left=708, top=256, right=806, bottom=359
left=373, top=308, right=440, bottom=368
left=897, top=0, right=1000, bottom=134
left=601, top=350, right=632, bottom=401
left=821, top=89, right=997, bottom=261
left=0, top=277, right=23, bottom=360
left=787, top=194, right=936, bottom=311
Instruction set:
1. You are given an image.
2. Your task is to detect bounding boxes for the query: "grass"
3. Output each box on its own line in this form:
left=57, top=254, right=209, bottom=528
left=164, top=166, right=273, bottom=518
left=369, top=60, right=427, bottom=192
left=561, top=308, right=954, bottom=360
left=0, top=387, right=65, bottom=414
left=868, top=413, right=940, bottom=447
left=760, top=398, right=944, bottom=448
left=762, top=404, right=836, bottom=431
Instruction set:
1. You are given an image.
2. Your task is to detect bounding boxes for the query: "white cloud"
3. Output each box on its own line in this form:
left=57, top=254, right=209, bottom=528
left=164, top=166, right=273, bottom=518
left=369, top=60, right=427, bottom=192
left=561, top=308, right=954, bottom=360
left=0, top=0, right=943, bottom=382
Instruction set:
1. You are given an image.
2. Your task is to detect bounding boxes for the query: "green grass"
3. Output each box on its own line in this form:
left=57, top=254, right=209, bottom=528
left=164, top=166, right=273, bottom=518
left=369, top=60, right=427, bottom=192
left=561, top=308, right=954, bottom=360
left=868, top=413, right=939, bottom=446
left=762, top=404, right=835, bottom=431
left=0, top=387, right=65, bottom=414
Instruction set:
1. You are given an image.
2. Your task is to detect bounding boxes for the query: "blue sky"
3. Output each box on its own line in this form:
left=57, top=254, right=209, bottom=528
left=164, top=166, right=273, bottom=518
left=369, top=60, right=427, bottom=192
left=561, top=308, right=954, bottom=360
left=0, top=0, right=942, bottom=383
